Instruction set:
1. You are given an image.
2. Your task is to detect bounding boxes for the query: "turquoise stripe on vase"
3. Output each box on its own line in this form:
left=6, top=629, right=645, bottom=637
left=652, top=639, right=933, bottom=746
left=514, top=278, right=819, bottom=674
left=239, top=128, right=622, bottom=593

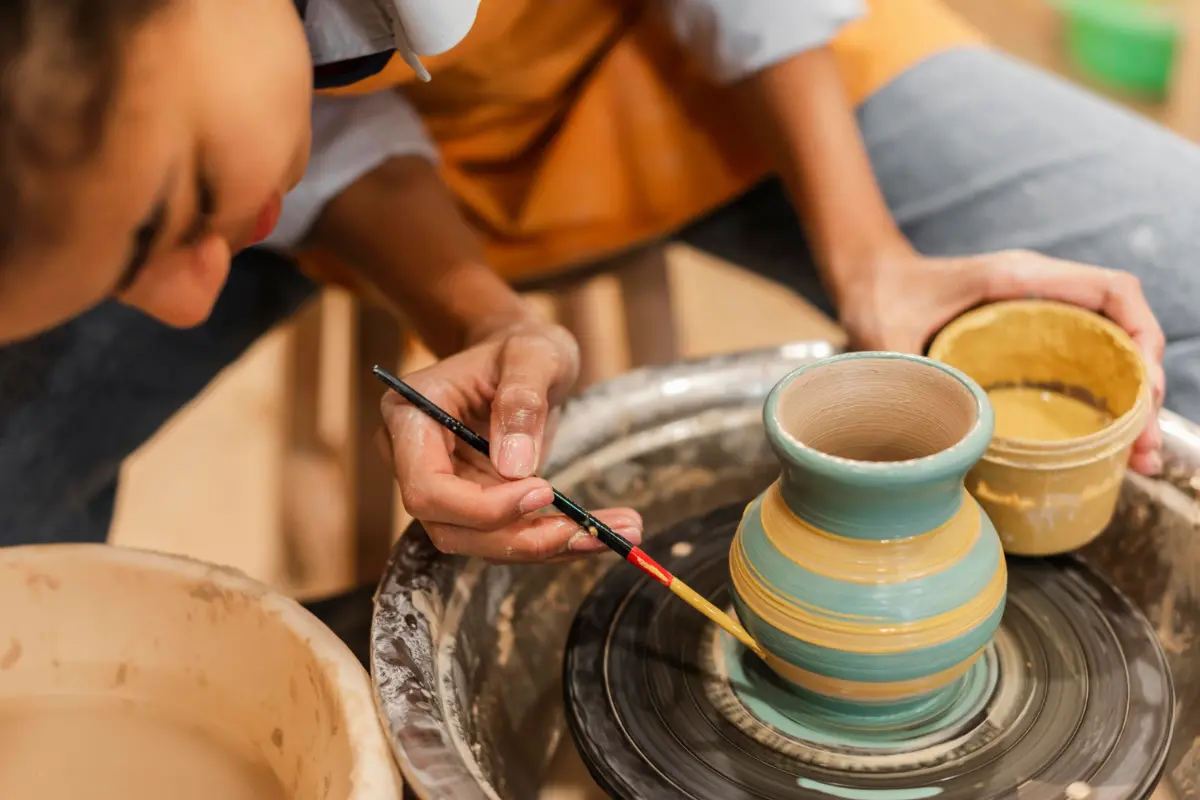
left=730, top=591, right=1005, bottom=684
left=736, top=495, right=1003, bottom=624
left=762, top=353, right=996, bottom=541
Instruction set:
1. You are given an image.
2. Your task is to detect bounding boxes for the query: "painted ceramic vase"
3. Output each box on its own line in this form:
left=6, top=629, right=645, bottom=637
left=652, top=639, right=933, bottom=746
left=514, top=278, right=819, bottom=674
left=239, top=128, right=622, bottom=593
left=731, top=352, right=1007, bottom=705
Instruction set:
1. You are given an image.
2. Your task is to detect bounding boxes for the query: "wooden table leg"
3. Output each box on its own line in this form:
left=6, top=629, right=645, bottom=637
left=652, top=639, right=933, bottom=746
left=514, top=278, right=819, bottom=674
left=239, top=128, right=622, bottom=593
left=349, top=300, right=404, bottom=584
left=279, top=295, right=354, bottom=596
left=553, top=279, right=611, bottom=390
left=618, top=245, right=678, bottom=368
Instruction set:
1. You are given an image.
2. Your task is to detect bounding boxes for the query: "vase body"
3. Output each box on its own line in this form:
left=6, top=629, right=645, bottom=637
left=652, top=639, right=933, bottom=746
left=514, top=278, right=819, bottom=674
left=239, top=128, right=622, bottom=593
left=731, top=352, right=1007, bottom=705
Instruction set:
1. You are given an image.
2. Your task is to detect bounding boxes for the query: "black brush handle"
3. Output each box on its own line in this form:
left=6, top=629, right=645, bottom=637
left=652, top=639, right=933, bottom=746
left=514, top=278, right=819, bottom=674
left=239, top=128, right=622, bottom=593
left=373, top=366, right=490, bottom=455
left=373, top=366, right=634, bottom=559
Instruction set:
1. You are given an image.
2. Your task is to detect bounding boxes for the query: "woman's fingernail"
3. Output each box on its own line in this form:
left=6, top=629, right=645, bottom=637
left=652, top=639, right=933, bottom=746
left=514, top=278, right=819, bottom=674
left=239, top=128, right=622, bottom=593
left=499, top=434, right=537, bottom=478
left=567, top=531, right=606, bottom=552
left=615, top=526, right=643, bottom=545
left=519, top=486, right=555, bottom=514
left=1145, top=451, right=1164, bottom=476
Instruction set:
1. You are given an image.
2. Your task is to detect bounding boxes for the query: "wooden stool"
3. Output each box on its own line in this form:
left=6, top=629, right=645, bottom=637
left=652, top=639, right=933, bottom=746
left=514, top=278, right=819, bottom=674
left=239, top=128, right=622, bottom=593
left=277, top=293, right=405, bottom=596
left=278, top=243, right=678, bottom=595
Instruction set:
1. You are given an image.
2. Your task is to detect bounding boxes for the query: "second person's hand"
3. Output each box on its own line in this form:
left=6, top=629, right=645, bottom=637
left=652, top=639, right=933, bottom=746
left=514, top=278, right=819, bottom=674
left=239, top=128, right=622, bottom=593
left=836, top=248, right=1166, bottom=475
left=380, top=320, right=644, bottom=562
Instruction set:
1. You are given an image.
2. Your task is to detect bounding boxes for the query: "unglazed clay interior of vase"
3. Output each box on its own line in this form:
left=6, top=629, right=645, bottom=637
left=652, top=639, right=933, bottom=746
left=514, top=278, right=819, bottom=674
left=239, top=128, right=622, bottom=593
left=0, top=545, right=401, bottom=800
left=774, top=357, right=977, bottom=461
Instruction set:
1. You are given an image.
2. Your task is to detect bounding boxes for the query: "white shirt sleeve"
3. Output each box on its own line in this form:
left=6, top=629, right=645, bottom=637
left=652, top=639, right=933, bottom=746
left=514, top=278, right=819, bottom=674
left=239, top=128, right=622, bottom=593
left=661, top=0, right=866, bottom=84
left=263, top=90, right=439, bottom=253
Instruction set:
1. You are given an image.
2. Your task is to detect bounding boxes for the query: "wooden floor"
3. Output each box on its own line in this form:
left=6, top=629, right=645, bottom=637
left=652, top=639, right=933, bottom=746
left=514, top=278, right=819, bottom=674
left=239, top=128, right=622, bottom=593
left=108, top=0, right=1174, bottom=595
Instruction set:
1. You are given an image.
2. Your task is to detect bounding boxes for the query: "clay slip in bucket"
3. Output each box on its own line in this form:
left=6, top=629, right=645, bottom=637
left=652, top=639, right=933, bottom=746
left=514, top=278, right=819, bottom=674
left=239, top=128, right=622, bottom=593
left=928, top=300, right=1150, bottom=556
left=0, top=544, right=403, bottom=800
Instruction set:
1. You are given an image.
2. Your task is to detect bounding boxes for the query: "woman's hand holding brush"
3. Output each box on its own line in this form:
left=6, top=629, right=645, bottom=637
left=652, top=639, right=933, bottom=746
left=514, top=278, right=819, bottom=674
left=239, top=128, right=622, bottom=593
left=377, top=319, right=644, bottom=562
left=374, top=358, right=767, bottom=659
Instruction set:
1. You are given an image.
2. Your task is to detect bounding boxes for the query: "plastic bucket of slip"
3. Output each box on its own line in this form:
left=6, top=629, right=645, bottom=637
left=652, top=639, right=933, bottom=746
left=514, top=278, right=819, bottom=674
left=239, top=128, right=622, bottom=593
left=1054, top=0, right=1180, bottom=99
left=0, top=544, right=404, bottom=800
left=928, top=300, right=1151, bottom=556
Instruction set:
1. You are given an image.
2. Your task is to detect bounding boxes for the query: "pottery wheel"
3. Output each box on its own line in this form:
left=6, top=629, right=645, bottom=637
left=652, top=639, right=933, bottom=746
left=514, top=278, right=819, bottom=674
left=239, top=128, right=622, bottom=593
left=563, top=503, right=1174, bottom=799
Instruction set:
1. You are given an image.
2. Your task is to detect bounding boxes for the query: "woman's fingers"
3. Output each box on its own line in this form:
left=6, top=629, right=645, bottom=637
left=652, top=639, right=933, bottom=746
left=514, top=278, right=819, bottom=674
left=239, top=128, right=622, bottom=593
left=982, top=251, right=1166, bottom=371
left=488, top=333, right=562, bottom=479
left=426, top=507, right=644, bottom=562
left=1130, top=406, right=1164, bottom=476
left=1129, top=438, right=1162, bottom=476
left=979, top=250, right=1166, bottom=474
left=1139, top=357, right=1167, bottom=471
left=383, top=387, right=556, bottom=529
left=489, top=326, right=581, bottom=480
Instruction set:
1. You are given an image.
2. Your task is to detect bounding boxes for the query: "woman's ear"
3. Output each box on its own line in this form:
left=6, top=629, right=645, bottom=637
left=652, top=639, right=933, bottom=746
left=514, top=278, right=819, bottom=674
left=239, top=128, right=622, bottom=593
left=118, top=234, right=231, bottom=328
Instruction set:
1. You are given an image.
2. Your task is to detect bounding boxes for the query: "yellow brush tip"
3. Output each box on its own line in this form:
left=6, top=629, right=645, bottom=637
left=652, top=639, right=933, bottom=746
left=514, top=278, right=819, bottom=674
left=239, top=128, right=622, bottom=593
left=667, top=579, right=766, bottom=661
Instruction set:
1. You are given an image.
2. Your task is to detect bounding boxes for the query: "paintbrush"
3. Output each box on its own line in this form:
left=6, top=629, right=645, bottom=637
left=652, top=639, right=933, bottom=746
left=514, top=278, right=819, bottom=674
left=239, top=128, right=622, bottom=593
left=373, top=365, right=767, bottom=660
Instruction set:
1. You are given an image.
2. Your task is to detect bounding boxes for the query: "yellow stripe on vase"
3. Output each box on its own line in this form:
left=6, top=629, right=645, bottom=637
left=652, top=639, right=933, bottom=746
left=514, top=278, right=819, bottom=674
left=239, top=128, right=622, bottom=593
left=729, top=532, right=1007, bottom=654
left=759, top=482, right=981, bottom=582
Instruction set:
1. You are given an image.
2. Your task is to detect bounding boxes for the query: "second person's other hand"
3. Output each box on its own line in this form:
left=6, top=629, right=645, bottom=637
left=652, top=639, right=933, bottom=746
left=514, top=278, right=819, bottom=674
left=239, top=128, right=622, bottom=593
left=837, top=248, right=1166, bottom=476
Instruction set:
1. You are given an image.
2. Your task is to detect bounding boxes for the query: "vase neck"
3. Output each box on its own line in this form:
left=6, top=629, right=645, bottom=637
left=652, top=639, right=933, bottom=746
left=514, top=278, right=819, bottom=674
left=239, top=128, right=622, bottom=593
left=777, top=466, right=966, bottom=541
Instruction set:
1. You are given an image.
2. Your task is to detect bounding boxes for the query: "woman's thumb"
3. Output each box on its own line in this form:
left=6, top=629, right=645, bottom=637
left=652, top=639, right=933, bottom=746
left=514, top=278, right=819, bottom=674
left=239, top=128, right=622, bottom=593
left=491, top=342, right=561, bottom=480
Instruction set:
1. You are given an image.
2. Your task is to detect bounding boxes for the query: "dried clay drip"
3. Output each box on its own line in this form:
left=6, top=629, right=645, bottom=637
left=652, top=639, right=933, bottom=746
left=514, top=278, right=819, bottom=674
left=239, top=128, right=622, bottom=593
left=731, top=353, right=1007, bottom=724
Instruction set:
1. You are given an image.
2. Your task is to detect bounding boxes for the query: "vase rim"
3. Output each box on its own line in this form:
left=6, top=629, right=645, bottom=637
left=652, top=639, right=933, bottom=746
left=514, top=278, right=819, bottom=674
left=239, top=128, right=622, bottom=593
left=763, top=352, right=995, bottom=487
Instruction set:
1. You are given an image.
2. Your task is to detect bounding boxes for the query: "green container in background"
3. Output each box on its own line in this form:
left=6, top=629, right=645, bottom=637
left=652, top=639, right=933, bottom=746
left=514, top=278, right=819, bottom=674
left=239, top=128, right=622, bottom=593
left=1054, top=0, right=1180, bottom=99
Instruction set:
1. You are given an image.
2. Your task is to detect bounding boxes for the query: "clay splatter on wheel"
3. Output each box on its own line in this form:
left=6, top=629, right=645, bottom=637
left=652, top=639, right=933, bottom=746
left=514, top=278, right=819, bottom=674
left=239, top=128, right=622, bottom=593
left=563, top=504, right=1174, bottom=800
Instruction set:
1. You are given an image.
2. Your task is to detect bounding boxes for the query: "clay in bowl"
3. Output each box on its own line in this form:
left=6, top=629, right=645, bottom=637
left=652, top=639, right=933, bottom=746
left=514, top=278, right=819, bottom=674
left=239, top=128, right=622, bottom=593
left=928, top=300, right=1151, bottom=555
left=0, top=544, right=403, bottom=800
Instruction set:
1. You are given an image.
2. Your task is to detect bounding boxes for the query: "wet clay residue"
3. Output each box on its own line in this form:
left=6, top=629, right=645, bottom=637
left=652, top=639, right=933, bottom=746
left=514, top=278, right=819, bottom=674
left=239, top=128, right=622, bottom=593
left=987, top=387, right=1113, bottom=442
left=0, top=693, right=285, bottom=800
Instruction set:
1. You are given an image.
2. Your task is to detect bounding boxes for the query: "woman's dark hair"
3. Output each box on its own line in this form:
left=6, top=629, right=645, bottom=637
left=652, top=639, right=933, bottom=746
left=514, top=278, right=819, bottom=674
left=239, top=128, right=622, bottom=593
left=0, top=0, right=170, bottom=261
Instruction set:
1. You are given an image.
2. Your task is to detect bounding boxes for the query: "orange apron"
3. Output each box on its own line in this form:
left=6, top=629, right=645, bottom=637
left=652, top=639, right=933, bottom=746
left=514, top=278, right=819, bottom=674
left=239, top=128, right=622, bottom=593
left=301, top=0, right=983, bottom=286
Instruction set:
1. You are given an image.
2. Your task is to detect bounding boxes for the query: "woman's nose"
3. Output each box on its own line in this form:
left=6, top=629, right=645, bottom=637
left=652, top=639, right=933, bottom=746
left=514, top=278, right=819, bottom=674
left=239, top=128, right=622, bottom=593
left=120, top=236, right=232, bottom=329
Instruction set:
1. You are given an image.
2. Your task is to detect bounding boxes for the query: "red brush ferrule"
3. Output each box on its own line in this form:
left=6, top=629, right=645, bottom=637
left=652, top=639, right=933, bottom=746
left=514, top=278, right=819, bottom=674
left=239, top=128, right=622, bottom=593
left=627, top=548, right=673, bottom=587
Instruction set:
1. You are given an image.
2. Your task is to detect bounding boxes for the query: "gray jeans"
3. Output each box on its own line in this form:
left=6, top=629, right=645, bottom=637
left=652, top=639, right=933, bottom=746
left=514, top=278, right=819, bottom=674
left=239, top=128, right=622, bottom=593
left=3, top=47, right=1199, bottom=546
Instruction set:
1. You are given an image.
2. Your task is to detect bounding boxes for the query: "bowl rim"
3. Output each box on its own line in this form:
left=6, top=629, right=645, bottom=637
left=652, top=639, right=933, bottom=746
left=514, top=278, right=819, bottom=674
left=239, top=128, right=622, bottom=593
left=0, top=543, right=404, bottom=800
